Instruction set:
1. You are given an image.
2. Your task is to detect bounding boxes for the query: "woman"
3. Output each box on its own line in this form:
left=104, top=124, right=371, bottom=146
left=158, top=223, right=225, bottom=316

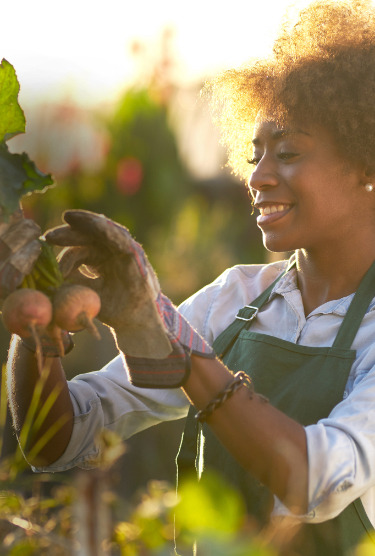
left=8, top=1, right=375, bottom=554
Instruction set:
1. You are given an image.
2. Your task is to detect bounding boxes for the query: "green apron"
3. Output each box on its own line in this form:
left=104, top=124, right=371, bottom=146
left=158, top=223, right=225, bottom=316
left=177, top=260, right=375, bottom=555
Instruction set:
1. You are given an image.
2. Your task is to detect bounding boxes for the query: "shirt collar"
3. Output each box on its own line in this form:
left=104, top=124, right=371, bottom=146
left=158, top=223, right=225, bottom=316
left=267, top=257, right=375, bottom=317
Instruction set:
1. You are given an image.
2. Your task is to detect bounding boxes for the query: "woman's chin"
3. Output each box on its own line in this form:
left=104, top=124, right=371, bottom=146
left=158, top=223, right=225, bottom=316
left=263, top=235, right=294, bottom=254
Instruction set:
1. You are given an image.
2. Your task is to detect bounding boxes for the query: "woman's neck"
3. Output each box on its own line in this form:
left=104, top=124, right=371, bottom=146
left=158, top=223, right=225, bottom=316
left=295, top=244, right=375, bottom=316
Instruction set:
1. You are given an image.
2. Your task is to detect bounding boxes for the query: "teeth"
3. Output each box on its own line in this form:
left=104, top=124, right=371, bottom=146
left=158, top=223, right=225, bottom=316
left=259, top=205, right=288, bottom=216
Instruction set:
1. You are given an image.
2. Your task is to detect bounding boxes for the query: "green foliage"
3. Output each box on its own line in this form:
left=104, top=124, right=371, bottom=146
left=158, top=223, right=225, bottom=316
left=0, top=59, right=25, bottom=143
left=0, top=360, right=276, bottom=555
left=0, top=60, right=54, bottom=219
left=176, top=471, right=245, bottom=538
left=23, top=239, right=64, bottom=294
left=110, top=476, right=278, bottom=556
left=0, top=363, right=77, bottom=555
left=102, top=88, right=190, bottom=244
left=0, top=144, right=54, bottom=219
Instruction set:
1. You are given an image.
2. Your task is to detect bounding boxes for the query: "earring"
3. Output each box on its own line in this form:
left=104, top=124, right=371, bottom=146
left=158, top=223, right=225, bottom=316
left=365, top=183, right=374, bottom=192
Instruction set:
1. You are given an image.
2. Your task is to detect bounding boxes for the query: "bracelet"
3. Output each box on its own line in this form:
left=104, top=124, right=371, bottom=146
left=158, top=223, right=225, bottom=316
left=195, top=371, right=255, bottom=423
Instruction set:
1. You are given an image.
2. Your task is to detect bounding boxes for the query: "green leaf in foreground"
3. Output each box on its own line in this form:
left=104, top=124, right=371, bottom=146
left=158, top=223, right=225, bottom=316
left=0, top=60, right=55, bottom=219
left=175, top=471, right=245, bottom=538
left=0, top=59, right=25, bottom=143
left=0, top=143, right=54, bottom=219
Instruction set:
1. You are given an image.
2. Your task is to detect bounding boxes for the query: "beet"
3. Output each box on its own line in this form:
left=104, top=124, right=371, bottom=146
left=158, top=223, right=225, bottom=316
left=53, top=284, right=101, bottom=339
left=2, top=288, right=52, bottom=337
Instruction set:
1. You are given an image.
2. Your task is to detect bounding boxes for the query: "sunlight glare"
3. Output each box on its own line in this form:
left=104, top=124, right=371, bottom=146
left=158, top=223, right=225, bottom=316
left=1, top=0, right=312, bottom=106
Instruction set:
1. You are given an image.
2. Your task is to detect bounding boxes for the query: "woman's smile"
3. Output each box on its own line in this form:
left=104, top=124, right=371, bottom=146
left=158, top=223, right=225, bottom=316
left=255, top=203, right=293, bottom=226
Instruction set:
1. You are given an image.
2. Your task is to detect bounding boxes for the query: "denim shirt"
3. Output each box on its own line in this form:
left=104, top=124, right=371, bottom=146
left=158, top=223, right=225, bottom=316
left=34, top=259, right=375, bottom=527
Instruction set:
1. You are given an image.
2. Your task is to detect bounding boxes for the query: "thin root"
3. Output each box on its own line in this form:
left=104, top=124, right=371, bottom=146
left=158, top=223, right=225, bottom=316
left=28, top=321, right=43, bottom=372
left=47, top=324, right=65, bottom=358
left=56, top=333, right=65, bottom=358
left=77, top=312, right=101, bottom=341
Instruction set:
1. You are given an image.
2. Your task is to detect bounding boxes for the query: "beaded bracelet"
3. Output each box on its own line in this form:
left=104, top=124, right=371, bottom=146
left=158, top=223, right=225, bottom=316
left=195, top=371, right=256, bottom=423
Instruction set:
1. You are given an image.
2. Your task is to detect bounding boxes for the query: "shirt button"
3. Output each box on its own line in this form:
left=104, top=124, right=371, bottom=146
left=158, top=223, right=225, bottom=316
left=343, top=391, right=348, bottom=399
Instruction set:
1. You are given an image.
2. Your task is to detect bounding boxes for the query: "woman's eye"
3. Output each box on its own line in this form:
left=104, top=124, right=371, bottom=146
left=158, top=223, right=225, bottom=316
left=278, top=152, right=299, bottom=160
left=247, top=157, right=260, bottom=166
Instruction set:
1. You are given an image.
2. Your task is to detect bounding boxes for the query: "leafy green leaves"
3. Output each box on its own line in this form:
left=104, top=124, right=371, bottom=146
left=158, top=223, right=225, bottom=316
left=0, top=144, right=54, bottom=218
left=0, top=59, right=25, bottom=143
left=0, top=59, right=54, bottom=219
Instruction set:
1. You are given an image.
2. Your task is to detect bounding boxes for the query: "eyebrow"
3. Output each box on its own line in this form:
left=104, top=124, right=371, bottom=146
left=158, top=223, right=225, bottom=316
left=252, top=128, right=311, bottom=145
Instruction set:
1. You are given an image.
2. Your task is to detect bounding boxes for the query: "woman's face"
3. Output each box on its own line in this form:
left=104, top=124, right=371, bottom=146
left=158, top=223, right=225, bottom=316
left=249, top=119, right=374, bottom=253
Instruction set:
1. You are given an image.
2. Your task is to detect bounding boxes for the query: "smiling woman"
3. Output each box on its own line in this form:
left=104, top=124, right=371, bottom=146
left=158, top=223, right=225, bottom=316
left=248, top=120, right=373, bottom=261
left=8, top=2, right=375, bottom=556
left=205, top=0, right=375, bottom=310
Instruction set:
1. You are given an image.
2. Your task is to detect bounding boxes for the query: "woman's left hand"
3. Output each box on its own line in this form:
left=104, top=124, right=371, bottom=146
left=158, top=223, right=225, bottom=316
left=45, top=210, right=214, bottom=388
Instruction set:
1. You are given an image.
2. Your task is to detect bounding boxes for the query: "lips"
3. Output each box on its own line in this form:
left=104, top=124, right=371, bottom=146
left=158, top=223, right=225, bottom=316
left=255, top=203, right=293, bottom=226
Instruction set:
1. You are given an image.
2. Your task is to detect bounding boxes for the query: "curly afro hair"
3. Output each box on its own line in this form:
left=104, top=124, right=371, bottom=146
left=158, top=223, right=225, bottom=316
left=204, top=0, right=375, bottom=181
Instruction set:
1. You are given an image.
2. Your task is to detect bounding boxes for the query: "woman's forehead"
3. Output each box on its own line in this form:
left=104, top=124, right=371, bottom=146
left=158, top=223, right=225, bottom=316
left=252, top=118, right=315, bottom=144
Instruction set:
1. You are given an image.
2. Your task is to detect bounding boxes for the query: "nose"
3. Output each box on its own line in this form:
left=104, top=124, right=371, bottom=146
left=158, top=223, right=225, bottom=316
left=248, top=156, right=279, bottom=195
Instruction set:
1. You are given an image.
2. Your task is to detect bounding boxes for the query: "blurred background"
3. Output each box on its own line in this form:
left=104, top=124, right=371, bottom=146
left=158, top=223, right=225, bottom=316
left=0, top=0, right=300, bottom=540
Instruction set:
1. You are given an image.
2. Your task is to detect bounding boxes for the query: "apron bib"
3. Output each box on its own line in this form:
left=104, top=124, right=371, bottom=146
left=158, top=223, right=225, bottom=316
left=177, top=260, right=375, bottom=555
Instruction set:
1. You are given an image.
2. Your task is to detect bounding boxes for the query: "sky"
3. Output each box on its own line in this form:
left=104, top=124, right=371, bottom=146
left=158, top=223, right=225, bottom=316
left=0, top=0, right=309, bottom=108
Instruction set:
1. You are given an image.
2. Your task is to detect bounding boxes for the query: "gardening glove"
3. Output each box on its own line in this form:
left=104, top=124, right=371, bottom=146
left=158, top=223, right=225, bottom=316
left=0, top=211, right=72, bottom=358
left=45, top=210, right=215, bottom=388
left=0, top=209, right=41, bottom=300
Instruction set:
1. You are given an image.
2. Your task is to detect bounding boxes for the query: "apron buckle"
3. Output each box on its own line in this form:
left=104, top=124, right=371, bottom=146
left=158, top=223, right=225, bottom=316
left=236, top=305, right=259, bottom=322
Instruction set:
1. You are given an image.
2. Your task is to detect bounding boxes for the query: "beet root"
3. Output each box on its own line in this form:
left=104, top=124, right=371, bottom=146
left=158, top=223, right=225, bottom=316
left=53, top=284, right=101, bottom=340
left=2, top=288, right=53, bottom=370
left=46, top=322, right=66, bottom=358
left=2, top=289, right=52, bottom=337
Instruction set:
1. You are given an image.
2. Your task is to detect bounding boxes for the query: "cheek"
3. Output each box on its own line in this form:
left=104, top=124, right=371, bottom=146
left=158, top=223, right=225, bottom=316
left=290, top=164, right=346, bottom=210
left=300, top=181, right=356, bottom=228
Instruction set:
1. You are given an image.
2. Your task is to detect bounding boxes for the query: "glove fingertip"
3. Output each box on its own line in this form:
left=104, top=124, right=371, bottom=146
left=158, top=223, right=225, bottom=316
left=45, top=227, right=91, bottom=247
left=63, top=209, right=101, bottom=228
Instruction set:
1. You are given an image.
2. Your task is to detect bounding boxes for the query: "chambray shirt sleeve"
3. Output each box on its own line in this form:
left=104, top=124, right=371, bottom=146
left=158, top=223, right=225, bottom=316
left=32, top=269, right=236, bottom=474
left=304, top=360, right=375, bottom=522
left=33, top=355, right=190, bottom=473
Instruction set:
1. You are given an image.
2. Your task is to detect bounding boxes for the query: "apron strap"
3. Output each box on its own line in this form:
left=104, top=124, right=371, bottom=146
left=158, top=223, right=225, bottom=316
left=213, top=259, right=295, bottom=359
left=333, top=259, right=375, bottom=349
left=214, top=257, right=375, bottom=356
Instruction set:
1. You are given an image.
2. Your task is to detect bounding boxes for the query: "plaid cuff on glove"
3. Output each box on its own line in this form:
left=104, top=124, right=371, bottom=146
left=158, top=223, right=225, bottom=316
left=125, top=342, right=191, bottom=389
left=125, top=294, right=215, bottom=389
left=159, top=294, right=214, bottom=357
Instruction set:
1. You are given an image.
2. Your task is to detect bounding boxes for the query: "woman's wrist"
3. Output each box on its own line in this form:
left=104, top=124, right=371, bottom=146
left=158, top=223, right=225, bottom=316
left=183, top=354, right=233, bottom=408
left=194, top=371, right=260, bottom=423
